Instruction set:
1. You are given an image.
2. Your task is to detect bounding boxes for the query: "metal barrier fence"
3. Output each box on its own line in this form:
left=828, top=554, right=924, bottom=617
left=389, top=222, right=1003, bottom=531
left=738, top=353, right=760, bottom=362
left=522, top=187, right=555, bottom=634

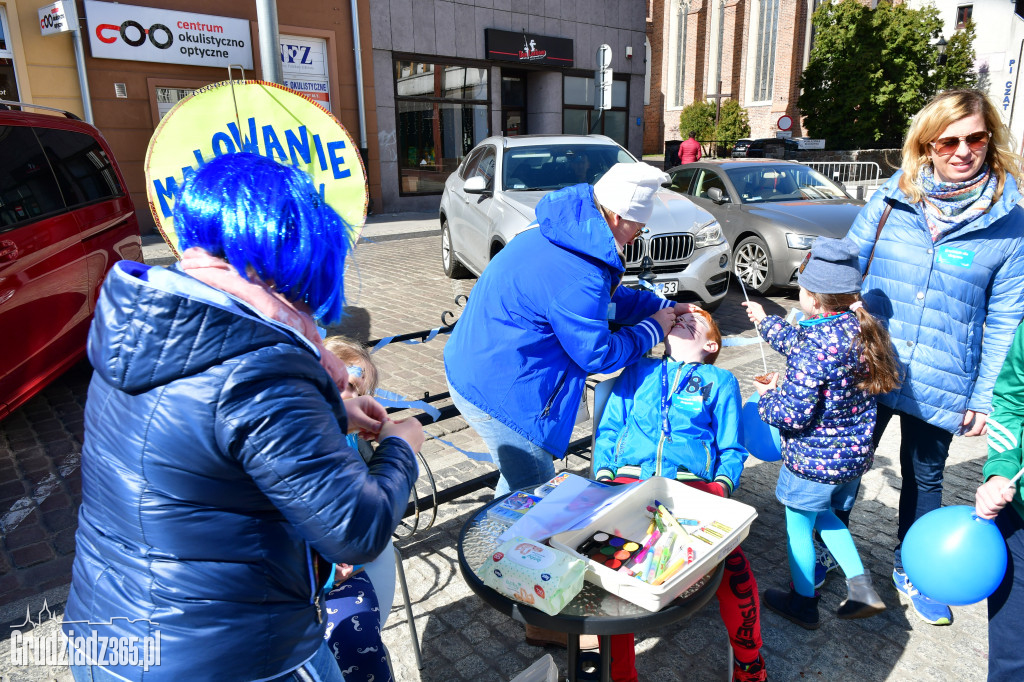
left=800, top=160, right=882, bottom=186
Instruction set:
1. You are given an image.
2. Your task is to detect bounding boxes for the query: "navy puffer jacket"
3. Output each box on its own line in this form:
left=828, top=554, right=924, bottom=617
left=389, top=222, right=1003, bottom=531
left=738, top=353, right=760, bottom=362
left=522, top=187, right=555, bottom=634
left=757, top=312, right=875, bottom=484
left=63, top=261, right=417, bottom=681
left=846, top=172, right=1024, bottom=432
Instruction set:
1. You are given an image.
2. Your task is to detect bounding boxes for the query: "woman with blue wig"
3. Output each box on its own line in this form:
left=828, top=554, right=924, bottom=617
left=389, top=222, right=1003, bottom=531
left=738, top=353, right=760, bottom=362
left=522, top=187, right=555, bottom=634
left=62, top=153, right=423, bottom=682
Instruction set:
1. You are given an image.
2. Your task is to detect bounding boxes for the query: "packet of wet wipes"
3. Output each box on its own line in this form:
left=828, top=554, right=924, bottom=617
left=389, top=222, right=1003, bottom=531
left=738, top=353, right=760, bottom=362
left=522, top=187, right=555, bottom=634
left=476, top=536, right=585, bottom=616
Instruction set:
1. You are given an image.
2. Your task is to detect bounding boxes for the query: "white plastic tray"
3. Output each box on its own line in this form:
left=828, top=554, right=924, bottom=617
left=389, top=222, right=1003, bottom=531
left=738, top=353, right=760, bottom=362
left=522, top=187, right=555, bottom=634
left=549, top=477, right=757, bottom=612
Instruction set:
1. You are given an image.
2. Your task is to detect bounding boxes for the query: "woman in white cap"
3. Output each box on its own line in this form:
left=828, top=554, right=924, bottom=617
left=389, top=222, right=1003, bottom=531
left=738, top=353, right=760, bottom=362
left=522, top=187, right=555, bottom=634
left=444, top=162, right=694, bottom=646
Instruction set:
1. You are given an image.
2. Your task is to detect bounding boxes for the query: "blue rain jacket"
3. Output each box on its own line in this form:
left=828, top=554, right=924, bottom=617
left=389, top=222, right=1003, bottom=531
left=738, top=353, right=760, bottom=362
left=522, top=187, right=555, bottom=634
left=63, top=261, right=417, bottom=681
left=846, top=172, right=1024, bottom=433
left=593, top=359, right=747, bottom=492
left=444, top=184, right=670, bottom=455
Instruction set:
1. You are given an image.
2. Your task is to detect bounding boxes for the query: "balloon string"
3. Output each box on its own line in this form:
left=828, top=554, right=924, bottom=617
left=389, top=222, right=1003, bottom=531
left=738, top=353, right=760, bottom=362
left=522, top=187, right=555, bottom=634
left=1005, top=466, right=1024, bottom=492
left=735, top=267, right=769, bottom=375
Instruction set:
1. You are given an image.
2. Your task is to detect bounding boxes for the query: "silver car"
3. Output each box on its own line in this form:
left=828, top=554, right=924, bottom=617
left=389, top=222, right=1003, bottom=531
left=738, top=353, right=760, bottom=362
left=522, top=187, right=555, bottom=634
left=666, top=159, right=865, bottom=294
left=439, top=134, right=731, bottom=307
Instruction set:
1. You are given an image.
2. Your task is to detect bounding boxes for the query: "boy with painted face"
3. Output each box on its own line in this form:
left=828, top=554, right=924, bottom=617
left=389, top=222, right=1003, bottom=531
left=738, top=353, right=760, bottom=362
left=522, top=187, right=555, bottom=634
left=594, top=309, right=765, bottom=682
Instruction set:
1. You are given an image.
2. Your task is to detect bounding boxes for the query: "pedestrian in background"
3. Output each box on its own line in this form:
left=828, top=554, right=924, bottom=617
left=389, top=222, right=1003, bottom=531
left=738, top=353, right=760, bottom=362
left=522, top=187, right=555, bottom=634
left=844, top=88, right=1024, bottom=626
left=679, top=131, right=703, bottom=164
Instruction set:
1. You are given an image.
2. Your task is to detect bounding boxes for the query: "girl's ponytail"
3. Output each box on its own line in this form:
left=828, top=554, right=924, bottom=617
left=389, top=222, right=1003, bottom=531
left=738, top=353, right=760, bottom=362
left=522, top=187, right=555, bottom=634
left=808, top=292, right=902, bottom=395
left=850, top=299, right=901, bottom=395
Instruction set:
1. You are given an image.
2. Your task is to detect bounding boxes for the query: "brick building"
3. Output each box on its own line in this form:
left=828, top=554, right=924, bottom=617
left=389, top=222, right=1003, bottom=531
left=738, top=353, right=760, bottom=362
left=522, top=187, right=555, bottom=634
left=644, top=0, right=816, bottom=154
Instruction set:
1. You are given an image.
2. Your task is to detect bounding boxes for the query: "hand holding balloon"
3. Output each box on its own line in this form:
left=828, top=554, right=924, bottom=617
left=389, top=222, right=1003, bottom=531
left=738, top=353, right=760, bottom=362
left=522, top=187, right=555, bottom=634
left=975, top=475, right=1016, bottom=519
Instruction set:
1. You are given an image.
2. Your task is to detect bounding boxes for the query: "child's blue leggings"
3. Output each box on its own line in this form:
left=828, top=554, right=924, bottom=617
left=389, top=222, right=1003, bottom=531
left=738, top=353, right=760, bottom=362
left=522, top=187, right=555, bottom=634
left=786, top=506, right=865, bottom=597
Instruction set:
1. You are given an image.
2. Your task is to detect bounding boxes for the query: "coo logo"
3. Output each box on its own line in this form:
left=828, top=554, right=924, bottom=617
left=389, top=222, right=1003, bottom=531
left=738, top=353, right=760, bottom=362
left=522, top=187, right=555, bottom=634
left=96, top=21, right=173, bottom=49
left=40, top=11, right=65, bottom=31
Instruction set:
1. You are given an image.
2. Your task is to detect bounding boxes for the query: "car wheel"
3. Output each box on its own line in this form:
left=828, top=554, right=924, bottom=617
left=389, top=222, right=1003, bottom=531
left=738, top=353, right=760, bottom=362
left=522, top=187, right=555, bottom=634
left=441, top=220, right=470, bottom=278
left=733, top=235, right=774, bottom=295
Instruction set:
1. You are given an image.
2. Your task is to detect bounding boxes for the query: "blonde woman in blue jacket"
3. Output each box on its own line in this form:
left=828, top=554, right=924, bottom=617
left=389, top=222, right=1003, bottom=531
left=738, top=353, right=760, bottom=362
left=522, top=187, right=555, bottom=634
left=845, top=89, right=1024, bottom=626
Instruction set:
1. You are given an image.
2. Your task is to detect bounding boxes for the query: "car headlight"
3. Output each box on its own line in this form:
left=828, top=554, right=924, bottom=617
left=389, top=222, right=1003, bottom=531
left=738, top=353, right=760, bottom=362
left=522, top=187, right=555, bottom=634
left=786, top=233, right=816, bottom=250
left=693, top=220, right=725, bottom=249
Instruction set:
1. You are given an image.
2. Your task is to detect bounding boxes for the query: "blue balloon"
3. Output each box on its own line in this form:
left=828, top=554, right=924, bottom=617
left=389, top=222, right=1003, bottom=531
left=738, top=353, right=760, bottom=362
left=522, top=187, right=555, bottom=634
left=902, top=505, right=1008, bottom=606
left=741, top=392, right=782, bottom=462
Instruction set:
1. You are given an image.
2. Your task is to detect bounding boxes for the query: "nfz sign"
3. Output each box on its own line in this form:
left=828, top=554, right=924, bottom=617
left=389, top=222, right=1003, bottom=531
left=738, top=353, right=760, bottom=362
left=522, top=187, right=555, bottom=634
left=280, top=35, right=331, bottom=110
left=39, top=1, right=75, bottom=36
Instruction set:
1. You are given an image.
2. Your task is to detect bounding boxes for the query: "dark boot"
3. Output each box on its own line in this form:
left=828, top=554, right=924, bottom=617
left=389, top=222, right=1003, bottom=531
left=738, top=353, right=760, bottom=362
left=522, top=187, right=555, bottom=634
left=764, top=586, right=820, bottom=630
left=837, top=573, right=886, bottom=619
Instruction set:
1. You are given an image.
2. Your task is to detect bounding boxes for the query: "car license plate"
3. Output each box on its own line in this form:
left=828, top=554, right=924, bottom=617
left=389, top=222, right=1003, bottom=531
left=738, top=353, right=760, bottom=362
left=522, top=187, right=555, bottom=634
left=655, top=282, right=678, bottom=296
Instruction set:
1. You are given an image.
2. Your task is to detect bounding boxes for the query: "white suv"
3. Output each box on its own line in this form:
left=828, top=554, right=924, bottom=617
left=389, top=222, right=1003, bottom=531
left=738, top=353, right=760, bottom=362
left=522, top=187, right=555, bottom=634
left=438, top=134, right=731, bottom=308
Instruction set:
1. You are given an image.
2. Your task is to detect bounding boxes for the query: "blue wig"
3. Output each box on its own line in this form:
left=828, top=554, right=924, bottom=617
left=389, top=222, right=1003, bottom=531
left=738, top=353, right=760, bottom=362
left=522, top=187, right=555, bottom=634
left=174, top=153, right=351, bottom=325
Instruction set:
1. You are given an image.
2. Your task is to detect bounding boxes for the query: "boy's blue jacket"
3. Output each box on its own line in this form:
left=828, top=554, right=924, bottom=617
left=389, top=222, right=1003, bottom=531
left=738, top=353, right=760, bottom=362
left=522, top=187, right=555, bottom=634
left=845, top=171, right=1024, bottom=433
left=593, top=359, right=746, bottom=492
left=63, top=261, right=418, bottom=681
left=444, top=184, right=670, bottom=455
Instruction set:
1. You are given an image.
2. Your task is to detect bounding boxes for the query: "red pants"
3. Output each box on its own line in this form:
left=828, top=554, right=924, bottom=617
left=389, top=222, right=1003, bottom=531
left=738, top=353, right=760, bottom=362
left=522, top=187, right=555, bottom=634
left=602, top=479, right=763, bottom=682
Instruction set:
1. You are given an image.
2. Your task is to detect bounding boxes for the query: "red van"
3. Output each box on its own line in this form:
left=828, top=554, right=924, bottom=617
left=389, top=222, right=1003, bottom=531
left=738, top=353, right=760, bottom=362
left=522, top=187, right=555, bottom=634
left=0, top=103, right=142, bottom=421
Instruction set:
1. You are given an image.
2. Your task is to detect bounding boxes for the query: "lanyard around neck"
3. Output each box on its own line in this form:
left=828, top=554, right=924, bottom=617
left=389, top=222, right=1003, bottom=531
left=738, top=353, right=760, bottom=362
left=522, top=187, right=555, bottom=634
left=661, top=358, right=700, bottom=442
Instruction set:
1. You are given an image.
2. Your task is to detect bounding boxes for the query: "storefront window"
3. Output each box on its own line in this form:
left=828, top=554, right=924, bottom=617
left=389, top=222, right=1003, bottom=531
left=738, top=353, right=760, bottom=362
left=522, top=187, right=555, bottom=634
left=394, top=59, right=489, bottom=195
left=562, top=75, right=628, bottom=146
left=0, top=6, right=20, bottom=103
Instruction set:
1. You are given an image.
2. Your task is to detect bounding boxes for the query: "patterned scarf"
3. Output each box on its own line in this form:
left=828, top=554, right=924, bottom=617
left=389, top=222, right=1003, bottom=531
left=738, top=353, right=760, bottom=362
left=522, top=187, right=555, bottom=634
left=918, top=164, right=996, bottom=242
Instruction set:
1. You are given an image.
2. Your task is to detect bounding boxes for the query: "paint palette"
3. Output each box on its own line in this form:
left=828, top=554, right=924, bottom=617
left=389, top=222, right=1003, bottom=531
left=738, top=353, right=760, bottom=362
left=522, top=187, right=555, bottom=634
left=576, top=531, right=642, bottom=571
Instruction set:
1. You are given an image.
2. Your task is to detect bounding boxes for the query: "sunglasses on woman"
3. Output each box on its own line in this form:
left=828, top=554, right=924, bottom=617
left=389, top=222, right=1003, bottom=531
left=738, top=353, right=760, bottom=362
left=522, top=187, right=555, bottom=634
left=929, top=131, right=991, bottom=156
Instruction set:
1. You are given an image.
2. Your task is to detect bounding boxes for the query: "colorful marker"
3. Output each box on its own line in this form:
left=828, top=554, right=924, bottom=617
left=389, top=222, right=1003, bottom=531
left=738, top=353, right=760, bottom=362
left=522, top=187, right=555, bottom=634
left=652, top=547, right=696, bottom=586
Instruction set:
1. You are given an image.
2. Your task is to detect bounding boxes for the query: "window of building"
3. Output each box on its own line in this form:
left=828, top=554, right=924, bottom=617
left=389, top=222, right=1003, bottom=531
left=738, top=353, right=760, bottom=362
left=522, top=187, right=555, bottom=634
left=670, top=0, right=689, bottom=107
left=394, top=59, right=490, bottom=195
left=753, top=0, right=780, bottom=102
left=562, top=75, right=628, bottom=147
left=644, top=38, right=651, bottom=106
left=0, top=6, right=21, bottom=103
left=955, top=5, right=973, bottom=28
left=709, top=0, right=726, bottom=94
left=156, top=87, right=195, bottom=119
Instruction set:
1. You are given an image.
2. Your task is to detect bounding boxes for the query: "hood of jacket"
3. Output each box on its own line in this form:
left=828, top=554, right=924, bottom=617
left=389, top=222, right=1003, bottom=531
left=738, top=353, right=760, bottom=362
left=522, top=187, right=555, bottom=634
left=89, top=260, right=316, bottom=395
left=536, top=184, right=624, bottom=275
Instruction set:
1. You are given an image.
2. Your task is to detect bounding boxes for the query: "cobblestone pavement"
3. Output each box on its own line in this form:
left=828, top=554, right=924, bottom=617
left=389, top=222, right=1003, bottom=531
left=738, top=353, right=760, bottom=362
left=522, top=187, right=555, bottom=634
left=0, top=212, right=989, bottom=681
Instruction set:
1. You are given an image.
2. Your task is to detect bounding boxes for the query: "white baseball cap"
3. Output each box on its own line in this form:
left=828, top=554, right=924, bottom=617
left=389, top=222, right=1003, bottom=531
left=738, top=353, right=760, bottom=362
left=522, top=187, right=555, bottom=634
left=593, top=162, right=670, bottom=223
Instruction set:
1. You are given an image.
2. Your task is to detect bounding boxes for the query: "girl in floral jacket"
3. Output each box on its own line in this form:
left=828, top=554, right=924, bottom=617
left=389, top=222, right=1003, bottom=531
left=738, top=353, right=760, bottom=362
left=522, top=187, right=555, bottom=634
left=743, top=238, right=901, bottom=630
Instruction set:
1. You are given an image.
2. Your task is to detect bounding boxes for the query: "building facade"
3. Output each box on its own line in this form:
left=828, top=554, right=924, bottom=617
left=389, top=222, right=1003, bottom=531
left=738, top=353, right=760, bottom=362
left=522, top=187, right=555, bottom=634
left=907, top=0, right=1024, bottom=152
left=369, top=0, right=650, bottom=213
left=4, top=0, right=375, bottom=234
left=1, top=0, right=82, bottom=112
left=645, top=0, right=815, bottom=154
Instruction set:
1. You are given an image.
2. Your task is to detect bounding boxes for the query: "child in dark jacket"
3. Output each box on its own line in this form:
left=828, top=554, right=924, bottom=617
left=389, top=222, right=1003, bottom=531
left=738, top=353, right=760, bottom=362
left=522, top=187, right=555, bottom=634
left=321, top=336, right=394, bottom=682
left=743, top=237, right=901, bottom=630
left=594, top=309, right=766, bottom=682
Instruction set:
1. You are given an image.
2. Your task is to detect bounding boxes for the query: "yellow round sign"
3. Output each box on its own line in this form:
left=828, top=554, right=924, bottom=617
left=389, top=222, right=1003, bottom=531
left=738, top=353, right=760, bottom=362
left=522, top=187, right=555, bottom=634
left=145, top=80, right=368, bottom=258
